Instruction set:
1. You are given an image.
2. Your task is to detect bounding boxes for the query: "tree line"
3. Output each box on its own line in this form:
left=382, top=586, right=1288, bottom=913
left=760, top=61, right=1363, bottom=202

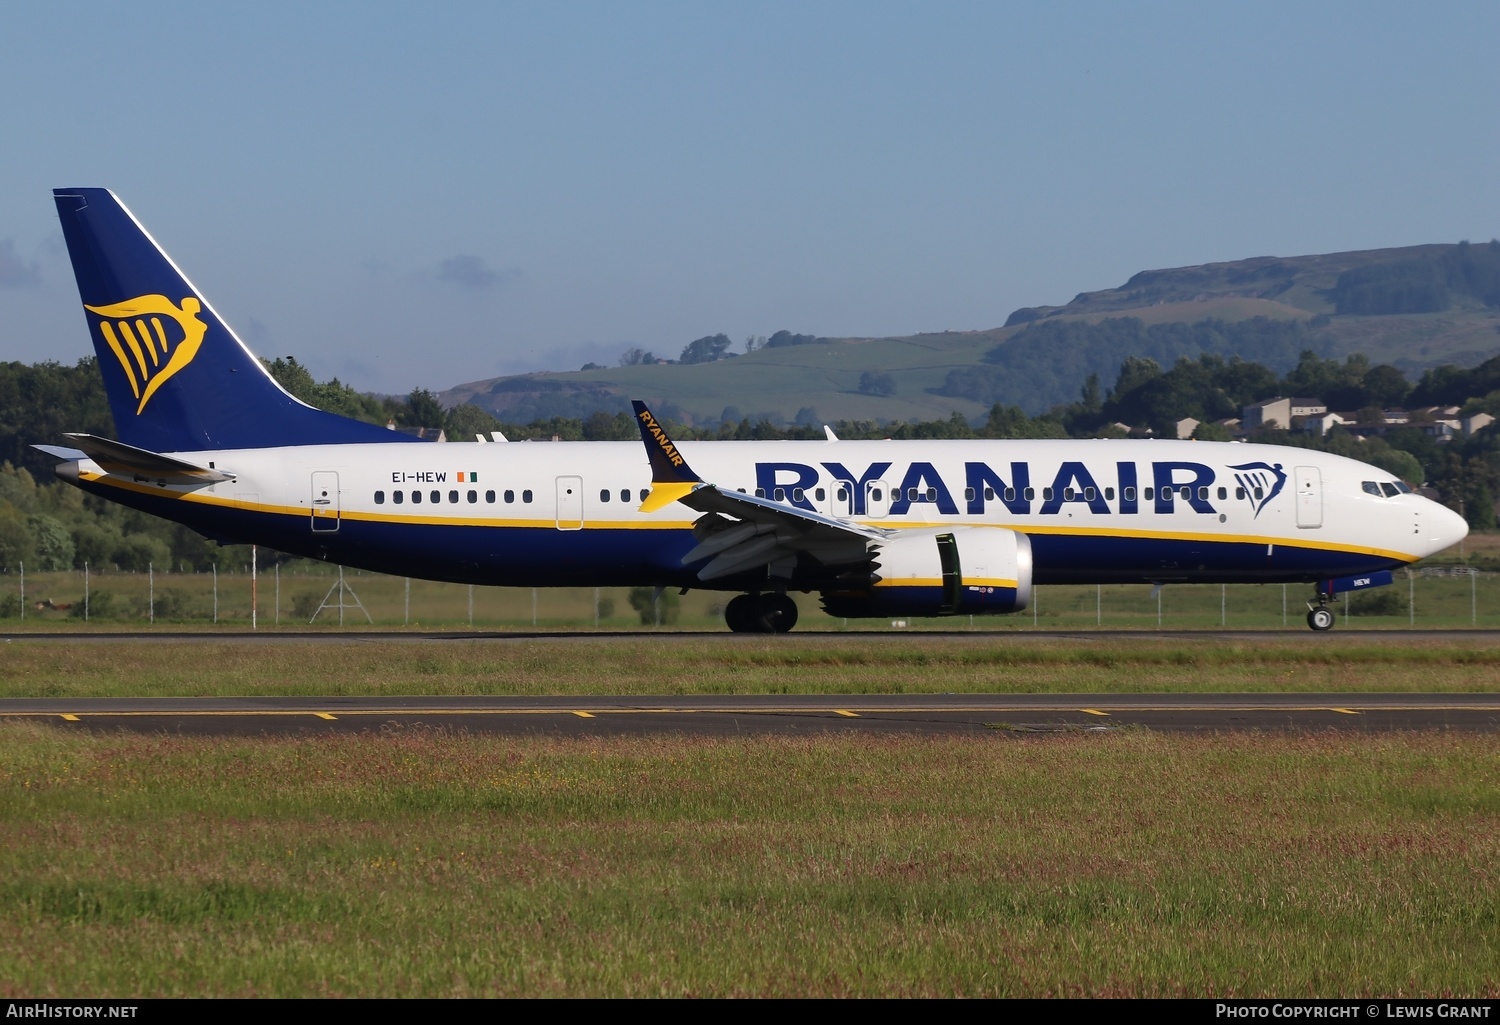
left=2, top=340, right=1499, bottom=581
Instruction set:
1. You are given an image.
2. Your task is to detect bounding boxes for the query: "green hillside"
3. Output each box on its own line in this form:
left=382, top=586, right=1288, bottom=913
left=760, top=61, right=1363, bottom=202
left=441, top=241, right=1500, bottom=424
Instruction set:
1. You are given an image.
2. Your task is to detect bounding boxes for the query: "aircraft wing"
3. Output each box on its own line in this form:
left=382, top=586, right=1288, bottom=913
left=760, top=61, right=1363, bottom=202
left=632, top=401, right=880, bottom=582
left=54, top=433, right=236, bottom=485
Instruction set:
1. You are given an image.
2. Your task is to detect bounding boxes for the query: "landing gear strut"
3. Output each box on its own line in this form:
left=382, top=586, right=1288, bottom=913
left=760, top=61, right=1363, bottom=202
left=725, top=593, right=799, bottom=634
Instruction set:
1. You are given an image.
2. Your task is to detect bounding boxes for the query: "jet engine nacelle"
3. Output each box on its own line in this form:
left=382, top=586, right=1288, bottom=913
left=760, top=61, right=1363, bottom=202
left=820, top=527, right=1032, bottom=619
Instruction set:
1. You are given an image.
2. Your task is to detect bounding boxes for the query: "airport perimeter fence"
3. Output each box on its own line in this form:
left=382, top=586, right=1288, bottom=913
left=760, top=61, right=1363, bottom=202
left=0, top=558, right=1496, bottom=631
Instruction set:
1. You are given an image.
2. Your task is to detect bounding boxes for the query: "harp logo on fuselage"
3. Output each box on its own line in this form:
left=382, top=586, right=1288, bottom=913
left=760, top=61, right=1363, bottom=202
left=84, top=294, right=208, bottom=414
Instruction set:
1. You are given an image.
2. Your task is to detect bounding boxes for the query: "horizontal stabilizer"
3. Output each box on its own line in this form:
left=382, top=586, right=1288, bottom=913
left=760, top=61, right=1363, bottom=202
left=61, top=433, right=235, bottom=485
left=31, top=444, right=88, bottom=461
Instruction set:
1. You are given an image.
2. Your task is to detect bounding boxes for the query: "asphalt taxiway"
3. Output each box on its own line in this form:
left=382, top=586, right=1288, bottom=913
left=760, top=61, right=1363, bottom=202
left=4, top=693, right=1498, bottom=737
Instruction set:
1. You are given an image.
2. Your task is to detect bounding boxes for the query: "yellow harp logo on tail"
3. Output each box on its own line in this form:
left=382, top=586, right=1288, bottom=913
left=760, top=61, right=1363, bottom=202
left=83, top=295, right=208, bottom=414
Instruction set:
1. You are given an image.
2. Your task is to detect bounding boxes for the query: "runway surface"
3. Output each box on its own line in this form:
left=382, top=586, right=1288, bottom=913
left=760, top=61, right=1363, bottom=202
left=5, top=628, right=1500, bottom=645
left=4, top=693, right=1498, bottom=737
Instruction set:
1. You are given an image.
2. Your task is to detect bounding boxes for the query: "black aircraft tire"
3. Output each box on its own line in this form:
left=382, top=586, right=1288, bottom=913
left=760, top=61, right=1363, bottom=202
left=757, top=593, right=799, bottom=634
left=725, top=594, right=758, bottom=633
left=1307, top=607, right=1335, bottom=631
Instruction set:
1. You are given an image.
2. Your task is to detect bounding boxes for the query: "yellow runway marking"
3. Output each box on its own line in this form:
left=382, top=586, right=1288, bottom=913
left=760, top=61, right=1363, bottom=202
left=1080, top=708, right=1109, bottom=716
left=835, top=709, right=859, bottom=717
left=572, top=710, right=595, bottom=718
left=313, top=712, right=337, bottom=720
left=60, top=714, right=79, bottom=721
left=1329, top=708, right=1360, bottom=715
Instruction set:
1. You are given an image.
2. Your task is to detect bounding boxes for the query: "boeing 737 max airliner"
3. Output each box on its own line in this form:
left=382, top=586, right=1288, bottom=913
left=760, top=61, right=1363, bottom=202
left=36, top=189, right=1469, bottom=631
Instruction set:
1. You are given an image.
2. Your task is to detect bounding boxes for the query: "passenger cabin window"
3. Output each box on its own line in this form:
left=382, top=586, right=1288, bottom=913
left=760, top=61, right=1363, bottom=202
left=1144, top=487, right=1155, bottom=501
left=1004, top=488, right=1015, bottom=502
left=1180, top=486, right=1191, bottom=500
left=600, top=489, right=611, bottom=502
left=1084, top=487, right=1096, bottom=501
left=467, top=490, right=477, bottom=504
left=792, top=488, right=804, bottom=502
left=430, top=490, right=440, bottom=504
left=1197, top=487, right=1208, bottom=501
left=485, top=490, right=496, bottom=503
left=836, top=487, right=848, bottom=501
left=1123, top=486, right=1135, bottom=501
left=1042, top=488, right=1054, bottom=502
left=374, top=491, right=385, bottom=504
left=755, top=488, right=765, bottom=498
left=1217, top=487, right=1227, bottom=500
left=1023, top=487, right=1034, bottom=501
left=449, top=490, right=459, bottom=504
left=1064, top=488, right=1075, bottom=501
left=522, top=490, right=533, bottom=503
left=870, top=488, right=882, bottom=501
left=1104, top=487, right=1114, bottom=501
left=393, top=491, right=404, bottom=505
left=411, top=490, right=422, bottom=504
left=621, top=489, right=631, bottom=502
left=1236, top=487, right=1246, bottom=500
left=965, top=487, right=976, bottom=501
left=504, top=490, right=515, bottom=503
left=774, top=488, right=786, bottom=501
left=815, top=488, right=825, bottom=501
left=1253, top=487, right=1264, bottom=500
left=640, top=489, right=649, bottom=502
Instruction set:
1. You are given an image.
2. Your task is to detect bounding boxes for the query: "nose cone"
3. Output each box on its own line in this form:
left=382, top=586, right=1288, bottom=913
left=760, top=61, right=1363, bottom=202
left=1416, top=498, right=1469, bottom=559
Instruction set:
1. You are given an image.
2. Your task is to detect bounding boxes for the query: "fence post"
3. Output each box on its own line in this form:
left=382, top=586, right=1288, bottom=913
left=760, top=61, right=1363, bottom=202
left=1282, top=584, right=1286, bottom=627
left=1409, top=570, right=1415, bottom=626
left=213, top=563, right=218, bottom=624
left=275, top=563, right=280, bottom=626
left=1473, top=568, right=1478, bottom=626
left=532, top=588, right=538, bottom=627
left=468, top=584, right=473, bottom=628
left=594, top=586, right=600, bottom=628
left=251, top=546, right=257, bottom=631
left=1221, top=584, right=1226, bottom=627
left=404, top=577, right=409, bottom=627
left=148, top=562, right=153, bottom=625
left=1097, top=584, right=1102, bottom=627
left=84, top=562, right=89, bottom=622
left=18, top=561, right=23, bottom=623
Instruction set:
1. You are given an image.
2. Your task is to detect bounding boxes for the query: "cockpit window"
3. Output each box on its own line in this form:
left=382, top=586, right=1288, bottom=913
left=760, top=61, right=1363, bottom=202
left=1380, top=482, right=1402, bottom=497
left=1362, top=481, right=1382, bottom=496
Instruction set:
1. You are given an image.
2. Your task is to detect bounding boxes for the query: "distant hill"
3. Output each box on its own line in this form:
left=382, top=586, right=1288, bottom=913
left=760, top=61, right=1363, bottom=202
left=440, top=241, right=1500, bottom=423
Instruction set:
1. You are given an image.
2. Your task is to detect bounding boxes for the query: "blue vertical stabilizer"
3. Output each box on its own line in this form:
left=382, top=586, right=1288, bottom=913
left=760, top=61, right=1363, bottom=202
left=53, top=188, right=424, bottom=451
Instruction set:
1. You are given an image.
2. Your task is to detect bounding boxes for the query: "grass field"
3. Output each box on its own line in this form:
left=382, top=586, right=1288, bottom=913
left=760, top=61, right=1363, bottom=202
left=6, top=635, right=1500, bottom=699
left=1, top=725, right=1496, bottom=997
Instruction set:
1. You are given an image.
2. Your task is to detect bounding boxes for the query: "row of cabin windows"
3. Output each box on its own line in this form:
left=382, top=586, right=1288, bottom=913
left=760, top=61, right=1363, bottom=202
left=371, top=482, right=1267, bottom=508
left=374, top=489, right=531, bottom=505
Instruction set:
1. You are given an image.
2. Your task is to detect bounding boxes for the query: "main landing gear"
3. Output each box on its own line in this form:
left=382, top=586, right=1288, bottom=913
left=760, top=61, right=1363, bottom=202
left=724, top=593, right=799, bottom=634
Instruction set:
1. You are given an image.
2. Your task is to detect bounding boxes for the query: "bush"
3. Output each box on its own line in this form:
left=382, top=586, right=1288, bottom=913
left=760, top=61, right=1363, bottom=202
left=70, top=590, right=117, bottom=620
left=628, top=586, right=679, bottom=626
left=1351, top=587, right=1406, bottom=616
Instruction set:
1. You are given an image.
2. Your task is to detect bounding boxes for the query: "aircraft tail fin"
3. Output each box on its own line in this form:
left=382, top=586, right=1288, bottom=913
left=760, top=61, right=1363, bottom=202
left=53, top=188, right=423, bottom=451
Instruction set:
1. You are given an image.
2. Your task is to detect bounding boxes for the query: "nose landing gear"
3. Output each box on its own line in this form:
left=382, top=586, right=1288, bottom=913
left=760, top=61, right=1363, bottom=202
left=1306, top=603, right=1335, bottom=631
left=724, top=592, right=799, bottom=633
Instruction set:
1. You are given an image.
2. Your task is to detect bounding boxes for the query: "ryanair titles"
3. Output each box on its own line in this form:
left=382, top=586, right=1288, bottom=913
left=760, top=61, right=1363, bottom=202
left=754, top=459, right=1288, bottom=518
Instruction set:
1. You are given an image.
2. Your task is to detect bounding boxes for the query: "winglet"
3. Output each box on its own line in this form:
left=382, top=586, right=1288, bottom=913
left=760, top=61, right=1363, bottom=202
left=632, top=400, right=702, bottom=512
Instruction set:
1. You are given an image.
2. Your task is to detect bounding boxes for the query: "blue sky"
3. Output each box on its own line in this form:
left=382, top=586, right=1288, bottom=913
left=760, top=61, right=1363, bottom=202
left=1, top=1, right=1496, bottom=394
